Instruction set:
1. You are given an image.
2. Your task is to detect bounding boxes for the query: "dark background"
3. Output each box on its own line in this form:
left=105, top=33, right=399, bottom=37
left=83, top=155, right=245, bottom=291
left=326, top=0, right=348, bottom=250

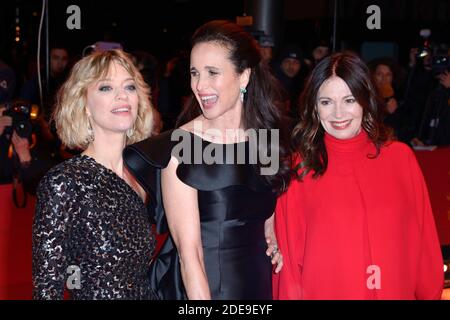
left=0, top=0, right=449, bottom=67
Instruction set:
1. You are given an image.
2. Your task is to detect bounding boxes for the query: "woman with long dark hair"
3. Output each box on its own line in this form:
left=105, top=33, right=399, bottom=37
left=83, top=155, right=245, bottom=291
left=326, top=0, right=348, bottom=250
left=273, top=52, right=443, bottom=299
left=124, top=20, right=292, bottom=299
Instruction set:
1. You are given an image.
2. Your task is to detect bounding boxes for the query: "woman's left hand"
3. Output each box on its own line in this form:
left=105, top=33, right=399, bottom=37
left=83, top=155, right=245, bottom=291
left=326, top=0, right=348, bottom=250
left=266, top=238, right=283, bottom=273
left=12, top=131, right=32, bottom=163
left=386, top=97, right=398, bottom=114
left=438, top=71, right=450, bottom=89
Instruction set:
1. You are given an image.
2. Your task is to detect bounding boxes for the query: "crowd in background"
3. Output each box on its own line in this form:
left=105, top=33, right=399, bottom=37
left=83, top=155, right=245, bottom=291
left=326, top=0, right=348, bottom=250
left=0, top=32, right=449, bottom=198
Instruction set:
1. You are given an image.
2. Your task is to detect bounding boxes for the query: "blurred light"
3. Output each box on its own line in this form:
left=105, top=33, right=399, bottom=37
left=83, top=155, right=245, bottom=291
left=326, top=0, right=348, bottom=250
left=32, top=11, right=38, bottom=17
left=30, top=105, right=39, bottom=120
left=445, top=264, right=448, bottom=273
left=15, top=37, right=20, bottom=42
left=162, top=28, right=168, bottom=33
left=418, top=50, right=429, bottom=58
left=15, top=26, right=20, bottom=31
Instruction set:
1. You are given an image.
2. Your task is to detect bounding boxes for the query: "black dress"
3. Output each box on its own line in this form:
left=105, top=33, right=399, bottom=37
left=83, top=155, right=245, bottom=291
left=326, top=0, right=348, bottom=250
left=123, top=129, right=276, bottom=300
left=32, top=155, right=156, bottom=300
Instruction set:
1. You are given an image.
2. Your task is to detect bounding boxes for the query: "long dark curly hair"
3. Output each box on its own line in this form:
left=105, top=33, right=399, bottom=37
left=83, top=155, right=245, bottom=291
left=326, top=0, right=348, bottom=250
left=176, top=20, right=292, bottom=195
left=292, top=52, right=393, bottom=180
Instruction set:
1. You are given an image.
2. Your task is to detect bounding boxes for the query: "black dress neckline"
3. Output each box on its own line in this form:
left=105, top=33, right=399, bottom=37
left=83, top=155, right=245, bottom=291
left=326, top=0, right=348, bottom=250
left=177, top=128, right=250, bottom=146
left=78, top=154, right=145, bottom=207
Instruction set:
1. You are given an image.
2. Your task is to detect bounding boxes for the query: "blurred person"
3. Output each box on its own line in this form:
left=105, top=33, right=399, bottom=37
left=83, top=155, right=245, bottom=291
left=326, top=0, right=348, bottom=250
left=258, top=35, right=275, bottom=66
left=412, top=69, right=450, bottom=146
left=0, top=106, right=32, bottom=187
left=33, top=50, right=157, bottom=299
left=20, top=46, right=70, bottom=121
left=400, top=46, right=435, bottom=143
left=304, top=40, right=330, bottom=69
left=274, top=44, right=309, bottom=120
left=368, top=57, right=405, bottom=137
left=0, top=59, right=18, bottom=186
left=1, top=61, right=56, bottom=198
left=0, top=103, right=61, bottom=198
left=274, top=53, right=443, bottom=300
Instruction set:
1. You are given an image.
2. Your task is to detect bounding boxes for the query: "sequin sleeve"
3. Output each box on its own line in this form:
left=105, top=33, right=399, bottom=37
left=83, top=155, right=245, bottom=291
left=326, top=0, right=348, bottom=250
left=32, top=168, right=77, bottom=300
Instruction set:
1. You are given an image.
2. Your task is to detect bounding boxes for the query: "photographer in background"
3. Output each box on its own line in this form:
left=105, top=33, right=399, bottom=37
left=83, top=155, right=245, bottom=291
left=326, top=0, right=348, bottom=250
left=369, top=57, right=405, bottom=138
left=412, top=50, right=450, bottom=147
left=0, top=60, right=21, bottom=187
left=0, top=103, right=32, bottom=207
left=0, top=102, right=61, bottom=205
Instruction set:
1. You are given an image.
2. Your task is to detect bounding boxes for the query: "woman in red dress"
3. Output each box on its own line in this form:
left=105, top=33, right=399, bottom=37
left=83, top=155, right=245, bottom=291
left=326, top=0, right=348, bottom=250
left=273, top=52, right=444, bottom=299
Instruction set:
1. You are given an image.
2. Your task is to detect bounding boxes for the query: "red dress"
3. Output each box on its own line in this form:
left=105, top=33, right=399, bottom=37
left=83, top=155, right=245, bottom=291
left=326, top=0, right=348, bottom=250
left=273, top=130, right=443, bottom=299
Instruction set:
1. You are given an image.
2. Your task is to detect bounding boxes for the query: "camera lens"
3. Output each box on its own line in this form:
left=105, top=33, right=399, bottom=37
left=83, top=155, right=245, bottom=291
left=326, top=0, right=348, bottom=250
left=14, top=120, right=33, bottom=138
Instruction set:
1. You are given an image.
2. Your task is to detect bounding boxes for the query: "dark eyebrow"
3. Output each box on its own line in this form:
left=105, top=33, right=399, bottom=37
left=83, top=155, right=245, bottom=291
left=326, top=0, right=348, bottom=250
left=317, top=94, right=354, bottom=100
left=190, top=66, right=219, bottom=71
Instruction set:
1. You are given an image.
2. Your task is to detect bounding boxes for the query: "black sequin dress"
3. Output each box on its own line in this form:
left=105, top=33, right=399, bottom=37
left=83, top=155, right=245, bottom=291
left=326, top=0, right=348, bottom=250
left=124, top=129, right=277, bottom=300
left=32, top=155, right=156, bottom=300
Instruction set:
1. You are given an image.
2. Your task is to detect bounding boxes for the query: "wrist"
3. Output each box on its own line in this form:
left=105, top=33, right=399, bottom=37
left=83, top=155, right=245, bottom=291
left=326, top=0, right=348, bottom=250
left=17, top=151, right=32, bottom=164
left=20, top=159, right=32, bottom=169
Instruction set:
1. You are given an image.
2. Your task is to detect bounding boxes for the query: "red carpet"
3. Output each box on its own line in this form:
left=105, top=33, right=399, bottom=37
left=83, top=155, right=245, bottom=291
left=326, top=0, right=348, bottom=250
left=0, top=184, right=34, bottom=299
left=414, top=147, right=450, bottom=246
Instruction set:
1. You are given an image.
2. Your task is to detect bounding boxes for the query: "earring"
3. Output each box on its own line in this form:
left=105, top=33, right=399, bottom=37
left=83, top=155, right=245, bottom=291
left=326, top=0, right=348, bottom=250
left=87, top=119, right=94, bottom=143
left=239, top=87, right=247, bottom=103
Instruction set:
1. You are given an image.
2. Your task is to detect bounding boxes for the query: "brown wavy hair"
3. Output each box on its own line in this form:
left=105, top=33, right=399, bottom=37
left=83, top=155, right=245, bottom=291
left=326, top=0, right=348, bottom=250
left=176, top=20, right=292, bottom=195
left=292, top=52, right=393, bottom=180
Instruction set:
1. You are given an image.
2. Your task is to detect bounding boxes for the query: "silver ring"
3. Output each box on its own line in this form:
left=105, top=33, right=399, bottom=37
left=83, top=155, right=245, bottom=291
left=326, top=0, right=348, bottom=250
left=272, top=245, right=279, bottom=253
left=271, top=245, right=279, bottom=258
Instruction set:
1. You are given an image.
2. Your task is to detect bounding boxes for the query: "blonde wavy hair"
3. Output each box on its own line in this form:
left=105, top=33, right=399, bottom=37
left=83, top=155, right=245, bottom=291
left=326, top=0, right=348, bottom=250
left=53, top=49, right=156, bottom=150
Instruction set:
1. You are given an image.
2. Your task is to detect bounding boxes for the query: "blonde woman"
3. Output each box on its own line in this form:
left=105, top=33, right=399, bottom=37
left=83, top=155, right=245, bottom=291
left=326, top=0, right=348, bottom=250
left=32, top=50, right=157, bottom=299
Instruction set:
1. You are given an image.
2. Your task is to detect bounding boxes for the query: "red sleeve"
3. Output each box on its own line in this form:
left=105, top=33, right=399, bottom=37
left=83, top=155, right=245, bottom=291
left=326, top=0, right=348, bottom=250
left=408, top=150, right=444, bottom=299
left=273, top=178, right=305, bottom=299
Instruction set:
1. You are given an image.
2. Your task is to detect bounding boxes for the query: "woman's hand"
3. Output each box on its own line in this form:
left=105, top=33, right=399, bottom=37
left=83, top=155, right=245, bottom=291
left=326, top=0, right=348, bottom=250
left=386, top=97, right=398, bottom=114
left=265, top=213, right=283, bottom=273
left=12, top=131, right=32, bottom=164
left=266, top=237, right=283, bottom=273
left=438, top=71, right=450, bottom=89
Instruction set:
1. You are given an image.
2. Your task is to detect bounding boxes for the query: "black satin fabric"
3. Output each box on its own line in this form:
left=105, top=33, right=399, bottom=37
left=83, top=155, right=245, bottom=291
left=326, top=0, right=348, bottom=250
left=124, top=129, right=276, bottom=300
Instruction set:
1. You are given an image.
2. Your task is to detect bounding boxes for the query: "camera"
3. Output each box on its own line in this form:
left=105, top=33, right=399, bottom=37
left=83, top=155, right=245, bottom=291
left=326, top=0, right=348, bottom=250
left=2, top=100, right=39, bottom=138
left=432, top=54, right=450, bottom=76
left=415, top=29, right=432, bottom=62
